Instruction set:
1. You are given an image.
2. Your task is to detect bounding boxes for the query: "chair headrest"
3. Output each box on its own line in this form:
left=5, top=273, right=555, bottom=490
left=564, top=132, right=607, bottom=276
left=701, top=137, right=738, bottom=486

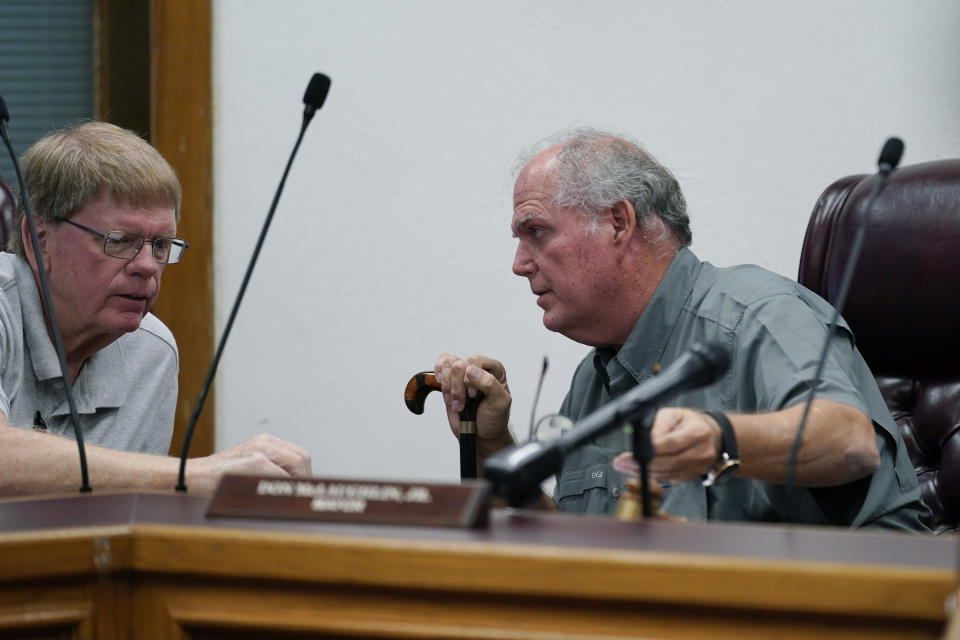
left=799, top=159, right=960, bottom=377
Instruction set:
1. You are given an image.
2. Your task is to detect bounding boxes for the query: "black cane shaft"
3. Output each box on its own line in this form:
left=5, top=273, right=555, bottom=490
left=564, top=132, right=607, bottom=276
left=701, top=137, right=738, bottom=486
left=459, top=394, right=482, bottom=480
left=460, top=426, right=477, bottom=480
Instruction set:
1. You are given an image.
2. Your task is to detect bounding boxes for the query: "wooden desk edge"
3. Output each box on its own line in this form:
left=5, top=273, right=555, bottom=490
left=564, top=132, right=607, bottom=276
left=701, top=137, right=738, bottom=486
left=137, top=523, right=957, bottom=621
left=0, top=518, right=953, bottom=624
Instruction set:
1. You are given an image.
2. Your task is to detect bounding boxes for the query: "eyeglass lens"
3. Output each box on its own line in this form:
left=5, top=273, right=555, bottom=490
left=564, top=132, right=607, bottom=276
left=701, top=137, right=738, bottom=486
left=104, top=232, right=185, bottom=264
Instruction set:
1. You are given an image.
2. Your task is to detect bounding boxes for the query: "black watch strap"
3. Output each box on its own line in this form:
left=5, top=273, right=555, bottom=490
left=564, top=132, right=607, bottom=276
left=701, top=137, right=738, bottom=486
left=702, top=410, right=741, bottom=486
left=704, top=410, right=738, bottom=460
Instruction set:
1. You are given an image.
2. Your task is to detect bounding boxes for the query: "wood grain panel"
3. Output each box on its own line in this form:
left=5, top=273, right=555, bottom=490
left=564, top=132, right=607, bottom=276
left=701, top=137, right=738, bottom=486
left=94, top=0, right=150, bottom=136
left=149, top=0, right=215, bottom=459
left=127, top=524, right=953, bottom=624
left=0, top=585, right=94, bottom=640
left=130, top=573, right=942, bottom=640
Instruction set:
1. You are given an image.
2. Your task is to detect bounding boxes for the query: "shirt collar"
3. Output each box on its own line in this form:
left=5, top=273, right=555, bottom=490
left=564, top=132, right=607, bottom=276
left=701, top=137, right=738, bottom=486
left=16, top=256, right=61, bottom=382
left=595, top=247, right=702, bottom=389
left=15, top=256, right=125, bottom=411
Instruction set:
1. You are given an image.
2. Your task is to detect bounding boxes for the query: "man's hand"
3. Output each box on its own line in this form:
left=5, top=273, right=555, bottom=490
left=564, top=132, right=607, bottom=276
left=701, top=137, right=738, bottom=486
left=648, top=408, right=722, bottom=482
left=189, top=433, right=313, bottom=493
left=433, top=353, right=514, bottom=455
left=612, top=408, right=721, bottom=483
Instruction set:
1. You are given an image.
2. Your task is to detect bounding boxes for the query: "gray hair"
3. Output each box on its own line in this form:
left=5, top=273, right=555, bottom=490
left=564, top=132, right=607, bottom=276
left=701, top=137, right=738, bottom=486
left=9, top=121, right=181, bottom=256
left=514, top=127, right=691, bottom=247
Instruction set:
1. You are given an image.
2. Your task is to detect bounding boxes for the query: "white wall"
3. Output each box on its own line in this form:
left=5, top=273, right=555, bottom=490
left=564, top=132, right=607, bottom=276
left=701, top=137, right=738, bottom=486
left=211, top=1, right=960, bottom=482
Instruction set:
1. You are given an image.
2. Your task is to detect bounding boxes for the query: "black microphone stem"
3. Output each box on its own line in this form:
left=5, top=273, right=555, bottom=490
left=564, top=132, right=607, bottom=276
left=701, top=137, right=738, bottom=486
left=175, top=105, right=318, bottom=492
left=629, top=413, right=655, bottom=517
left=527, top=356, right=549, bottom=442
left=484, top=342, right=729, bottom=506
left=0, top=106, right=91, bottom=492
left=784, top=144, right=900, bottom=493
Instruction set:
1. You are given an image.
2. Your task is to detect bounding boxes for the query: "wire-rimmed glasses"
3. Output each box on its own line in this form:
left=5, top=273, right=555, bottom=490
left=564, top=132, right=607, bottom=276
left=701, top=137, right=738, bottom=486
left=64, top=219, right=189, bottom=264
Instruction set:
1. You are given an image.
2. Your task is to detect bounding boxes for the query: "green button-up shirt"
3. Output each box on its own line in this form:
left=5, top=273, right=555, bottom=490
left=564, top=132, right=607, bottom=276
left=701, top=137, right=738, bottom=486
left=554, top=248, right=930, bottom=530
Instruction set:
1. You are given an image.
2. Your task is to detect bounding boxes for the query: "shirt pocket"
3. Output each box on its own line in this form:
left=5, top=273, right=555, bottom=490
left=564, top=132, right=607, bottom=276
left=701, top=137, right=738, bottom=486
left=555, top=462, right=623, bottom=514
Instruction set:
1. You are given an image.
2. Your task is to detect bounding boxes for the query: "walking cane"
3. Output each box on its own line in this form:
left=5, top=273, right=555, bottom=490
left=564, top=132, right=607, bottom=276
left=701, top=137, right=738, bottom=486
left=404, top=371, right=480, bottom=480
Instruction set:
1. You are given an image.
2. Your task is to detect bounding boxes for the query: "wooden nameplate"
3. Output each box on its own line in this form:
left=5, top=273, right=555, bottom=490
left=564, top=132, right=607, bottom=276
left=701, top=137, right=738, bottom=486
left=207, top=475, right=490, bottom=529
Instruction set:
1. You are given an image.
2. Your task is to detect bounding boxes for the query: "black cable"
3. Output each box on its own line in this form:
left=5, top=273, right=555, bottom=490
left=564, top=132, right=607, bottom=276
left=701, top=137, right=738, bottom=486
left=0, top=95, right=91, bottom=492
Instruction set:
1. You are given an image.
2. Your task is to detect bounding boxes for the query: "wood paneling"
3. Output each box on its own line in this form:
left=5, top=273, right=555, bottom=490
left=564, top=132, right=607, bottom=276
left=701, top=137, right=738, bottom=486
left=94, top=0, right=151, bottom=137
left=94, top=0, right=216, bottom=459
left=149, top=0, right=215, bottom=458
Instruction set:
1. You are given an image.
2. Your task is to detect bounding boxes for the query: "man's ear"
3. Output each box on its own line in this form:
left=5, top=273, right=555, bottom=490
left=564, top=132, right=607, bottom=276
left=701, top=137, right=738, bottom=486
left=21, top=216, right=48, bottom=269
left=610, top=199, right=636, bottom=243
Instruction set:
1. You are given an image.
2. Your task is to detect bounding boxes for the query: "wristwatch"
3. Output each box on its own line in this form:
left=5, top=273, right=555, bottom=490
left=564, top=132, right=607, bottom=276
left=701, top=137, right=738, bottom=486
left=702, top=410, right=741, bottom=486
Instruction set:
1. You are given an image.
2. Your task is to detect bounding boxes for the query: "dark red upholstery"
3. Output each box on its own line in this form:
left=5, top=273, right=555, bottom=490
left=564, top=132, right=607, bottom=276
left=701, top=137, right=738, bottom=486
left=799, top=159, right=960, bottom=534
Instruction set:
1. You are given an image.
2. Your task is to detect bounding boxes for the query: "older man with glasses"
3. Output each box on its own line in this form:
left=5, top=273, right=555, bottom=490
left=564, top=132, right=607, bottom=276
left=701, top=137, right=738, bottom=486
left=0, top=121, right=311, bottom=496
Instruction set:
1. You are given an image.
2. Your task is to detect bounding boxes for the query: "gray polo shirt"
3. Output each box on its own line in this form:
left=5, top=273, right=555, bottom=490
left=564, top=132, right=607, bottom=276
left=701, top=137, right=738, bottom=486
left=555, top=248, right=930, bottom=530
left=0, top=253, right=177, bottom=453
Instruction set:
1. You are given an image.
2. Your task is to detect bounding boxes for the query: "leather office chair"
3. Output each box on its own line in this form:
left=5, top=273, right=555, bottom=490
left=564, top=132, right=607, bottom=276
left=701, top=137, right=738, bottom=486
left=799, top=159, right=960, bottom=534
left=0, top=176, right=13, bottom=250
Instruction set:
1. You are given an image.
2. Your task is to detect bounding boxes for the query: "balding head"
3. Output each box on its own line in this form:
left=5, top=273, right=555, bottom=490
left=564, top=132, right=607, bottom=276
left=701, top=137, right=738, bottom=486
left=514, top=128, right=690, bottom=248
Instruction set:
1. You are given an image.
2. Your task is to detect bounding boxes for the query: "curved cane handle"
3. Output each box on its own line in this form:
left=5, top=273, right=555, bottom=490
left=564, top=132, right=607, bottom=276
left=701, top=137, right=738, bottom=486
left=404, top=370, right=482, bottom=480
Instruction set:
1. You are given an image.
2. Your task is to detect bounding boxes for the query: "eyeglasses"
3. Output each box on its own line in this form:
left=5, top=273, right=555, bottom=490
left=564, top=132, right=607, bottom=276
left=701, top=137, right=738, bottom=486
left=63, top=219, right=189, bottom=265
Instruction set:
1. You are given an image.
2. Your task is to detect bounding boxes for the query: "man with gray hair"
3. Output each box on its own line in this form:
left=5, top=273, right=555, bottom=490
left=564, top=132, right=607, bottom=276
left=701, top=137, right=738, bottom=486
left=435, top=128, right=929, bottom=529
left=0, top=121, right=311, bottom=495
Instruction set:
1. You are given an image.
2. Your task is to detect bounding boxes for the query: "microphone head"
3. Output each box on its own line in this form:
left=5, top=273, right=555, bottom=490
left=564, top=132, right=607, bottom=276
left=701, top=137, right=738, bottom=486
left=688, top=341, right=731, bottom=385
left=483, top=440, right=565, bottom=507
left=303, top=73, right=332, bottom=112
left=877, top=137, right=904, bottom=174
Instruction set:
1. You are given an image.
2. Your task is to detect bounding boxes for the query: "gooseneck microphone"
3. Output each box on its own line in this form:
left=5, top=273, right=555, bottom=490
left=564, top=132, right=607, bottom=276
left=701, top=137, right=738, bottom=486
left=302, top=73, right=332, bottom=122
left=526, top=356, right=549, bottom=442
left=484, top=342, right=730, bottom=506
left=784, top=137, right=905, bottom=495
left=877, top=138, right=905, bottom=175
left=175, top=72, right=332, bottom=491
left=0, top=93, right=92, bottom=492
